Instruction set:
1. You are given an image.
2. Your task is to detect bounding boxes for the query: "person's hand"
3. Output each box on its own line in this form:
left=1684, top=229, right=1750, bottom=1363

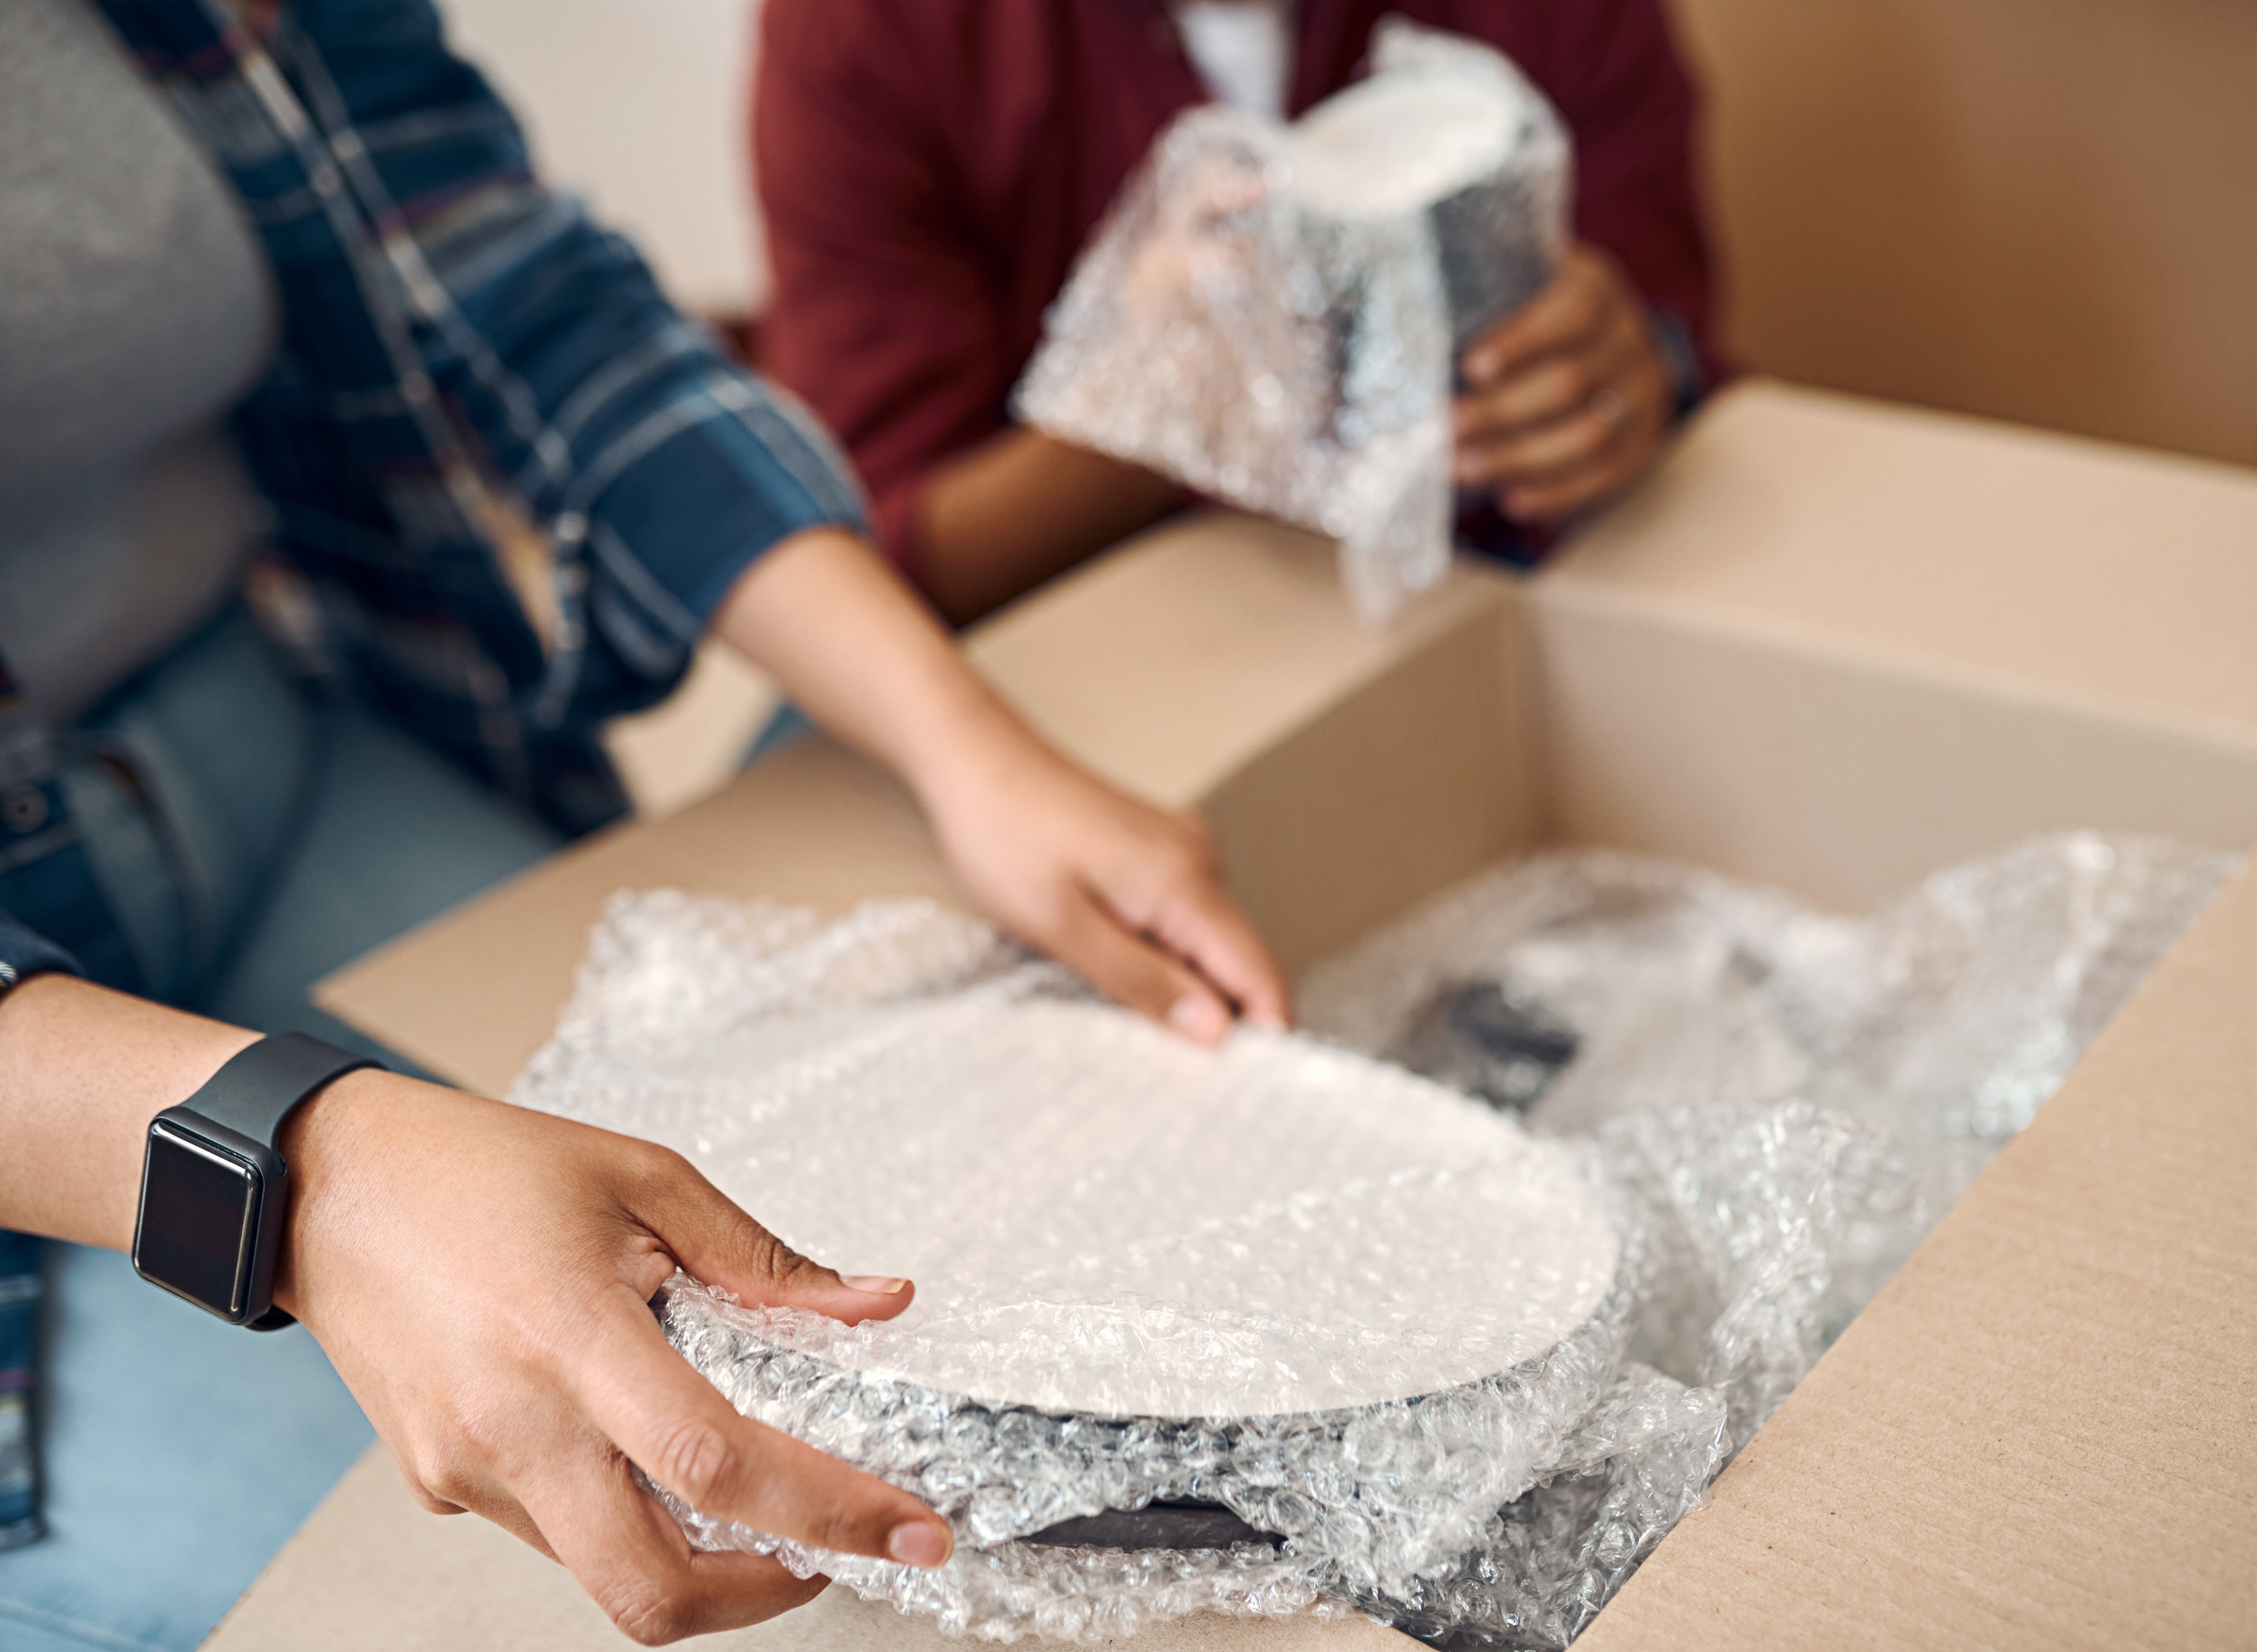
left=712, top=528, right=1292, bottom=1042
left=1452, top=243, right=1677, bottom=522
left=1121, top=154, right=1268, bottom=326
left=916, top=733, right=1291, bottom=1044
left=275, top=1073, right=956, bottom=1645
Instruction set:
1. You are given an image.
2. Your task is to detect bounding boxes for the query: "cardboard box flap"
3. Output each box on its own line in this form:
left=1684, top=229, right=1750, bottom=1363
left=1551, top=382, right=2257, bottom=749
left=968, top=511, right=1514, bottom=810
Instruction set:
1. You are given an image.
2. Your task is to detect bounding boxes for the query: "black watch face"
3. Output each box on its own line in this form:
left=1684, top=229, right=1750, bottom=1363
left=135, top=1120, right=261, bottom=1317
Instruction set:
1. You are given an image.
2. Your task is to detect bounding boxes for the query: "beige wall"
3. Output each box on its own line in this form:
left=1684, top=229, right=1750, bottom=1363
left=1670, top=0, right=2257, bottom=466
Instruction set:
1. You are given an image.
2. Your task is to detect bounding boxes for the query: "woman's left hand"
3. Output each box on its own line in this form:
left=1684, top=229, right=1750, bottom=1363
left=1451, top=243, right=1678, bottom=522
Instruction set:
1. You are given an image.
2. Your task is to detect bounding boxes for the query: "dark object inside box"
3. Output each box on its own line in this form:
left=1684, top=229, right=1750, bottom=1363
left=1024, top=1500, right=1280, bottom=1551
left=1394, top=979, right=1581, bottom=1114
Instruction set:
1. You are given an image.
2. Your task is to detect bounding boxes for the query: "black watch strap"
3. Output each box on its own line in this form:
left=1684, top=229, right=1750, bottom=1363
left=186, top=1033, right=379, bottom=1331
left=191, top=1032, right=380, bottom=1152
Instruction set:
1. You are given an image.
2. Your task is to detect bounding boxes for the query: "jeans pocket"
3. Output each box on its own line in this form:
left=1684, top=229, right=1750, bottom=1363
left=65, top=605, right=319, bottom=1004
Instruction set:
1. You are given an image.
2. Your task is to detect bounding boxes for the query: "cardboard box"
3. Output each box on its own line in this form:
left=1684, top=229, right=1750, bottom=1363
left=209, top=381, right=2257, bottom=1650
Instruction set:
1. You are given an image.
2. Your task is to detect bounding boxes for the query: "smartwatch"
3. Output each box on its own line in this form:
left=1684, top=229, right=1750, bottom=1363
left=132, top=1032, right=382, bottom=1331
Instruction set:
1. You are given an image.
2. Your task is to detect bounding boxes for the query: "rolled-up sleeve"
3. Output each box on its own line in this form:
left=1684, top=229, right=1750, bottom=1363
left=315, top=2, right=870, bottom=696
left=0, top=914, right=81, bottom=998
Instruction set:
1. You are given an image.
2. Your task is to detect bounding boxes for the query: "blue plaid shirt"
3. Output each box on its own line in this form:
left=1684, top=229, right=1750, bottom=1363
left=0, top=0, right=870, bottom=1547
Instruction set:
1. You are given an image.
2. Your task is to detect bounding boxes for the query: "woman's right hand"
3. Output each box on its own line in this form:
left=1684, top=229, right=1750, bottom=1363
left=275, top=1068, right=952, bottom=1645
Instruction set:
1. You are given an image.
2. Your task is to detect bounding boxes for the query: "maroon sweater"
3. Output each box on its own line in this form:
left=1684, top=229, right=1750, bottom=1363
left=755, top=0, right=1718, bottom=576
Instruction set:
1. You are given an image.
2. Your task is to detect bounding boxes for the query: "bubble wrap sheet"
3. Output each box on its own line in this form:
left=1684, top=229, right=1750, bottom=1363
left=1304, top=833, right=2241, bottom=1336
left=1014, top=20, right=1569, bottom=621
left=511, top=833, right=2230, bottom=1645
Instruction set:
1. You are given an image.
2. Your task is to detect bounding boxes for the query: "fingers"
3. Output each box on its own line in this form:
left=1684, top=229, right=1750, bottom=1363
left=1450, top=246, right=1673, bottom=520
left=525, top=1451, right=828, bottom=1645
left=636, top=1159, right=916, bottom=1327
left=1460, top=246, right=1615, bottom=387
left=563, top=1279, right=952, bottom=1567
left=1136, top=872, right=1292, bottom=1031
left=1496, top=445, right=1655, bottom=521
left=928, top=740, right=1289, bottom=1042
left=1046, top=880, right=1241, bottom=1044
left=1071, top=806, right=1290, bottom=1033
left=1452, top=300, right=1657, bottom=478
left=1454, top=351, right=1607, bottom=451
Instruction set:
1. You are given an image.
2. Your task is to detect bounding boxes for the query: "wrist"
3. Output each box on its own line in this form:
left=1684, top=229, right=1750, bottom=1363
left=0, top=975, right=259, bottom=1250
left=269, top=1066, right=433, bottom=1324
left=895, top=679, right=1062, bottom=824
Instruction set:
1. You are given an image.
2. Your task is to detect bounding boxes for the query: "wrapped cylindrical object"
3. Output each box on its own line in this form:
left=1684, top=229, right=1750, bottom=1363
left=1015, top=20, right=1570, bottom=621
left=515, top=897, right=1892, bottom=1645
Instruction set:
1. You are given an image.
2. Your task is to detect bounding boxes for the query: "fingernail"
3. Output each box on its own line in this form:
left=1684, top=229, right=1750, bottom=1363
left=843, top=1276, right=910, bottom=1295
left=1168, top=994, right=1229, bottom=1042
left=888, top=1520, right=952, bottom=1568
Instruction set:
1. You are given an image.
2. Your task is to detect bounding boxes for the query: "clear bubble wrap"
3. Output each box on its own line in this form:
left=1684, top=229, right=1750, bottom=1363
left=1302, top=832, right=2241, bottom=1338
left=509, top=832, right=2234, bottom=1645
left=1013, top=20, right=1570, bottom=621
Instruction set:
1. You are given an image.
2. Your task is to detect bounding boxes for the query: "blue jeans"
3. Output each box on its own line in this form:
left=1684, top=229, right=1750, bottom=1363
left=0, top=609, right=562, bottom=1650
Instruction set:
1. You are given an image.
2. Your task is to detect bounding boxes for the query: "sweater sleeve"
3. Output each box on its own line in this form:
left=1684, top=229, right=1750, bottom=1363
left=1512, top=0, right=1724, bottom=385
left=754, top=0, right=1019, bottom=578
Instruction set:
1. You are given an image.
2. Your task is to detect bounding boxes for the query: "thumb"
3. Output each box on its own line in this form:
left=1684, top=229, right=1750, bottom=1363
left=649, top=1168, right=916, bottom=1328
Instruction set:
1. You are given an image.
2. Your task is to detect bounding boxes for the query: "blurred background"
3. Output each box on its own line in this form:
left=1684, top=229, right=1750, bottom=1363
left=445, top=0, right=2257, bottom=809
left=451, top=0, right=2257, bottom=466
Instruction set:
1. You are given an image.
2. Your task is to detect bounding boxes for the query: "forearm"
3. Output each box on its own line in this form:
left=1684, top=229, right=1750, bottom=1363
left=0, top=975, right=257, bottom=1250
left=710, top=525, right=1049, bottom=809
left=916, top=428, right=1185, bottom=625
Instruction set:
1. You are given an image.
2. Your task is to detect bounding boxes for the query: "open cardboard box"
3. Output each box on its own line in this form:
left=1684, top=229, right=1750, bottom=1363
left=209, top=382, right=2257, bottom=1650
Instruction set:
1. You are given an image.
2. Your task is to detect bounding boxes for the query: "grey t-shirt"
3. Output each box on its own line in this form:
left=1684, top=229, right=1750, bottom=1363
left=0, top=0, right=280, bottom=724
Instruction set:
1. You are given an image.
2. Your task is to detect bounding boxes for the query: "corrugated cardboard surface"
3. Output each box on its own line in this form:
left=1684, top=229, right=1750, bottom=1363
left=1669, top=0, right=2257, bottom=466
left=256, top=383, right=2257, bottom=1650
left=1551, top=386, right=2257, bottom=744
left=1536, top=384, right=2257, bottom=908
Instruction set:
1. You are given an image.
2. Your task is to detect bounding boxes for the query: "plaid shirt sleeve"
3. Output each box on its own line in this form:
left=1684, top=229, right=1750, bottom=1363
left=264, top=0, right=869, bottom=688
left=0, top=921, right=82, bottom=998
left=0, top=922, right=78, bottom=1551
left=99, top=0, right=870, bottom=829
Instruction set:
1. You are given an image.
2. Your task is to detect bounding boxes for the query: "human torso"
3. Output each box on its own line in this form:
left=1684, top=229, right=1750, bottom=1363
left=759, top=0, right=1563, bottom=507
left=0, top=0, right=279, bottom=724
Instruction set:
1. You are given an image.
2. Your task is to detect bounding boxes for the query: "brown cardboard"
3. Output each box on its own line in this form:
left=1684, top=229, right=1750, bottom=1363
left=1666, top=0, right=2257, bottom=466
left=232, top=381, right=2257, bottom=1650
left=1536, top=385, right=2257, bottom=907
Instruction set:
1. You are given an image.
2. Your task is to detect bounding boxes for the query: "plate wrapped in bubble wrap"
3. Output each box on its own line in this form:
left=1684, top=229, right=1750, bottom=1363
left=510, top=834, right=2230, bottom=1643
left=512, top=897, right=1890, bottom=1646
left=1014, top=20, right=1571, bottom=621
